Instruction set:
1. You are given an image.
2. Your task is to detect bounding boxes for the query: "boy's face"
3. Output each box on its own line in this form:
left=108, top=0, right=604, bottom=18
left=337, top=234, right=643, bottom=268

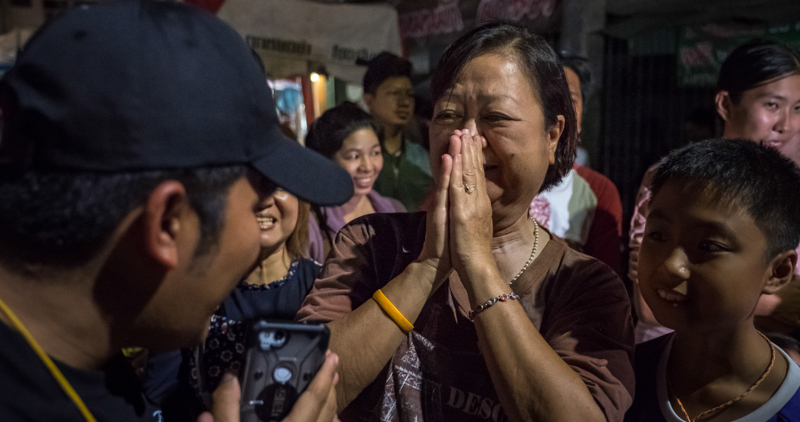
left=639, top=180, right=780, bottom=332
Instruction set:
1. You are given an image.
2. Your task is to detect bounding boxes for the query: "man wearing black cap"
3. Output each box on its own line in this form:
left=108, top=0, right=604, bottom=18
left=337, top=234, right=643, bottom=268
left=0, top=1, right=351, bottom=421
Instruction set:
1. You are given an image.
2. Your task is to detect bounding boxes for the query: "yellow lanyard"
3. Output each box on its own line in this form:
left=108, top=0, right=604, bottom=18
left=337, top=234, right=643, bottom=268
left=0, top=296, right=96, bottom=422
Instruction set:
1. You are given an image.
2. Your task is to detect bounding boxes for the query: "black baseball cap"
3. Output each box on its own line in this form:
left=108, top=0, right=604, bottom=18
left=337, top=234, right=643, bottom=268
left=0, top=0, right=353, bottom=206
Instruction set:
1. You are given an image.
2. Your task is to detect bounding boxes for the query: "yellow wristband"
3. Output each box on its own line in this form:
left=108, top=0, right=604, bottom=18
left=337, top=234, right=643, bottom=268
left=372, top=289, right=414, bottom=333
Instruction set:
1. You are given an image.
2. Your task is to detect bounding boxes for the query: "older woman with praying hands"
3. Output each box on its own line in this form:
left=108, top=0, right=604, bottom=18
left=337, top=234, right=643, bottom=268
left=297, top=22, right=635, bottom=422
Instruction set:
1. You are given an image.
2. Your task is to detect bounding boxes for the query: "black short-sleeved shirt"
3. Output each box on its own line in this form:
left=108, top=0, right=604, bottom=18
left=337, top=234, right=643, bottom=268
left=220, top=258, right=321, bottom=321
left=0, top=320, right=161, bottom=421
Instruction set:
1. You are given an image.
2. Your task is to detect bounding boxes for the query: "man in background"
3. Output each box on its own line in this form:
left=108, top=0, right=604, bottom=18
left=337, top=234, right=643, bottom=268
left=531, top=53, right=624, bottom=275
left=362, top=52, right=433, bottom=211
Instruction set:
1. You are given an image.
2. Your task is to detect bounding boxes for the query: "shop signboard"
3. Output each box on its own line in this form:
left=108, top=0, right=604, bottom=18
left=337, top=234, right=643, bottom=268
left=217, top=0, right=401, bottom=83
left=474, top=0, right=558, bottom=27
left=398, top=0, right=560, bottom=80
left=397, top=0, right=560, bottom=40
left=677, top=22, right=800, bottom=86
left=398, top=0, right=464, bottom=40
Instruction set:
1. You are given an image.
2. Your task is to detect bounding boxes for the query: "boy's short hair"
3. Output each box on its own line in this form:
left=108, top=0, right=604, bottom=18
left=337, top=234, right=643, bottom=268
left=361, top=52, right=412, bottom=95
left=651, top=138, right=800, bottom=260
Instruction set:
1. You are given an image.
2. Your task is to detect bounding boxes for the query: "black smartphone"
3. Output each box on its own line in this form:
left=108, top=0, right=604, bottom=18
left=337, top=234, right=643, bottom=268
left=239, top=320, right=330, bottom=422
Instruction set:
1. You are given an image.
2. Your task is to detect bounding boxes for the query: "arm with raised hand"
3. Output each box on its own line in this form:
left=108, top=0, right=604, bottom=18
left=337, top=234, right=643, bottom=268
left=314, top=149, right=456, bottom=412
left=448, top=128, right=608, bottom=422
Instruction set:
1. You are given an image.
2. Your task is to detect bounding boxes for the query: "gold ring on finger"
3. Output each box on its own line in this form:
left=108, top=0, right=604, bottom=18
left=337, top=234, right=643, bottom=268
left=465, top=185, right=476, bottom=194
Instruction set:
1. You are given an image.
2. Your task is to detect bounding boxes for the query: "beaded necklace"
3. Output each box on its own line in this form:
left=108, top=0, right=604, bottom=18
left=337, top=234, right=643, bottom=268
left=509, top=217, right=540, bottom=286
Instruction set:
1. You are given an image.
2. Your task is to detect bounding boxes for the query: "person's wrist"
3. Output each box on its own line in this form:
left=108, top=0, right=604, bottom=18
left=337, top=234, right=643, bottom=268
left=458, top=259, right=505, bottom=300
left=457, top=252, right=494, bottom=274
left=407, top=259, right=440, bottom=290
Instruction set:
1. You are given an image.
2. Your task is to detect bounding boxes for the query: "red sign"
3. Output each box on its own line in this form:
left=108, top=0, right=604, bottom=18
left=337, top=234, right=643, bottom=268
left=476, top=0, right=557, bottom=24
left=399, top=0, right=464, bottom=39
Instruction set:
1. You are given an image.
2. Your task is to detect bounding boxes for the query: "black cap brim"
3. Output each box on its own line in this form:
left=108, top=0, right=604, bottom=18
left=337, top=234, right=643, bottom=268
left=252, top=133, right=353, bottom=206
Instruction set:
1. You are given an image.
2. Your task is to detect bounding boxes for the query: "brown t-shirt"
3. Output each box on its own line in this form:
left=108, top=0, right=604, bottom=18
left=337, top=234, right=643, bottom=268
left=297, top=212, right=635, bottom=422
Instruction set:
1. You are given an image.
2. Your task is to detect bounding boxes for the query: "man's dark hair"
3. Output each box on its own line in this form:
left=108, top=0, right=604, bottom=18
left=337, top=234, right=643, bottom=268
left=651, top=138, right=800, bottom=260
left=362, top=52, right=412, bottom=95
left=0, top=165, right=248, bottom=271
left=717, top=39, right=800, bottom=104
left=559, top=52, right=592, bottom=106
left=305, top=101, right=378, bottom=159
left=430, top=22, right=578, bottom=193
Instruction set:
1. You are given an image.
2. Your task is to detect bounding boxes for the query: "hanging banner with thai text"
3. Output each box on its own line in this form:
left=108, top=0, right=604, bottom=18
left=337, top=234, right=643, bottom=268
left=217, top=0, right=402, bottom=83
left=397, top=0, right=560, bottom=40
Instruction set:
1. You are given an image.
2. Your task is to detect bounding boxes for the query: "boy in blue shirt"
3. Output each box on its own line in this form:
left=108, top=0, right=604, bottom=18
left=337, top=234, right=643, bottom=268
left=625, top=139, right=800, bottom=422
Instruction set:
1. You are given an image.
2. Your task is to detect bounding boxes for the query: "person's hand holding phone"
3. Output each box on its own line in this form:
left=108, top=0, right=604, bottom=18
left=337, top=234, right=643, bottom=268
left=196, top=350, right=340, bottom=422
left=283, top=350, right=339, bottom=422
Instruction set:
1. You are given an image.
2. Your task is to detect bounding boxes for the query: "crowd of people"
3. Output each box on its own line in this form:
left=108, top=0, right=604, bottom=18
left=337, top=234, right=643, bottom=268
left=0, top=1, right=799, bottom=422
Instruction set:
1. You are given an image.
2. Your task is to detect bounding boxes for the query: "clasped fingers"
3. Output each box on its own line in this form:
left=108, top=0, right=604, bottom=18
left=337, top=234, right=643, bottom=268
left=447, top=129, right=493, bottom=269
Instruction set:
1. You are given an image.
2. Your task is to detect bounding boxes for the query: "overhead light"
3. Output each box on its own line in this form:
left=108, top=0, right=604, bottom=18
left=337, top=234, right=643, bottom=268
left=310, top=73, right=320, bottom=82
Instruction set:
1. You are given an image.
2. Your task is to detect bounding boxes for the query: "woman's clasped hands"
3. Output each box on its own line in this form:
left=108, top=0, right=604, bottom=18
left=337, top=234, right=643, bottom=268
left=418, top=125, right=496, bottom=292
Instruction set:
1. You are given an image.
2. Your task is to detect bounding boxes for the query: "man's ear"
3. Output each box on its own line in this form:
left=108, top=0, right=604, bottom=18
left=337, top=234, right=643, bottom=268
left=363, top=92, right=375, bottom=111
left=142, top=181, right=190, bottom=269
left=715, top=91, right=732, bottom=123
left=763, top=249, right=797, bottom=295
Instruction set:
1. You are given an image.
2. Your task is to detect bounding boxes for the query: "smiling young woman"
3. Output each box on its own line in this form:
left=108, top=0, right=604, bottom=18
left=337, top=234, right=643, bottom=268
left=304, top=102, right=406, bottom=263
left=715, top=40, right=800, bottom=164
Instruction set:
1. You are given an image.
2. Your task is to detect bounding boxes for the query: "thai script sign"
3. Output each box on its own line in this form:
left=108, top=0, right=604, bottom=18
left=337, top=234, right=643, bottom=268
left=476, top=0, right=557, bottom=24
left=399, top=0, right=464, bottom=39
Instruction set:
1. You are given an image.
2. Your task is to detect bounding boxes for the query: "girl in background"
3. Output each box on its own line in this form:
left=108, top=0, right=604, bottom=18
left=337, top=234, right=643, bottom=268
left=305, top=102, right=406, bottom=263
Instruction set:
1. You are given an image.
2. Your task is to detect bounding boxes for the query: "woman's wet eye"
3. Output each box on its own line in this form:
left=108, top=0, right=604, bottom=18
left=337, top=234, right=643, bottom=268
left=698, top=241, right=725, bottom=253
left=765, top=102, right=779, bottom=110
left=484, top=113, right=509, bottom=123
left=435, top=110, right=457, bottom=121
